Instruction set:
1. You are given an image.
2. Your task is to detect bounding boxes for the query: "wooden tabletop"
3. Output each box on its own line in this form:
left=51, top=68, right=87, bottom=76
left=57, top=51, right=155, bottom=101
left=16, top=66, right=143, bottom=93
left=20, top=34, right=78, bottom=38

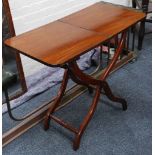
left=5, top=2, right=145, bottom=67
left=60, top=2, right=145, bottom=37
left=5, top=21, right=106, bottom=66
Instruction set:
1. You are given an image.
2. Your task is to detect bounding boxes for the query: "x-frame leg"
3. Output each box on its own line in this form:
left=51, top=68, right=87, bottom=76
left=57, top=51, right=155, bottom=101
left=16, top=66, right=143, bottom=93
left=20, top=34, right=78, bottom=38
left=44, top=31, right=127, bottom=150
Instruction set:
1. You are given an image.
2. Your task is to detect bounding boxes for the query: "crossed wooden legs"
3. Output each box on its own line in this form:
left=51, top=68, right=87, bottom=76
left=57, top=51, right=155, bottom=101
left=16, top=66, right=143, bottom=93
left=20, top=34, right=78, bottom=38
left=44, top=31, right=127, bottom=150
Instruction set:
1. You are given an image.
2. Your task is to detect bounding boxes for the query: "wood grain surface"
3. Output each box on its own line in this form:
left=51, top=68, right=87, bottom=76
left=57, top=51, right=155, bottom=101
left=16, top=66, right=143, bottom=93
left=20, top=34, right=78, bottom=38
left=5, top=21, right=106, bottom=66
left=60, top=2, right=146, bottom=37
left=5, top=2, right=145, bottom=67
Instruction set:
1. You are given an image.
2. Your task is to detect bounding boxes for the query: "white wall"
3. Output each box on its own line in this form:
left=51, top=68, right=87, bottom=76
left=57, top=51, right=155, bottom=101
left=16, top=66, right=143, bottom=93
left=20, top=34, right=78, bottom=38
left=8, top=0, right=130, bottom=76
left=104, top=0, right=130, bottom=5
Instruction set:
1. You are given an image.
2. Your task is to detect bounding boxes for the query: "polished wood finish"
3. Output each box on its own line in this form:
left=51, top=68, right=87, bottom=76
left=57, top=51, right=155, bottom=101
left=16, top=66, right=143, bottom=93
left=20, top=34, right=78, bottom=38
left=4, top=2, right=145, bottom=67
left=60, top=2, right=145, bottom=36
left=3, top=51, right=135, bottom=147
left=4, top=2, right=145, bottom=150
left=44, top=69, right=69, bottom=130
left=5, top=21, right=107, bottom=66
left=44, top=32, right=127, bottom=150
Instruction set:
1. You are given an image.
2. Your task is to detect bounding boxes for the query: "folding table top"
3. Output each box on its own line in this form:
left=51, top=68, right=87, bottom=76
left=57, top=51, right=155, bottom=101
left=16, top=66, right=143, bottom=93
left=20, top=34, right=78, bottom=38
left=5, top=21, right=106, bottom=66
left=5, top=2, right=145, bottom=67
left=60, top=2, right=145, bottom=37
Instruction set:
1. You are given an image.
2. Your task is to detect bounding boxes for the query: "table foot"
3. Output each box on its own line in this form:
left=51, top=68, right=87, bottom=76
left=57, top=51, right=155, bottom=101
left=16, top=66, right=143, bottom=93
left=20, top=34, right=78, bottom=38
left=73, top=87, right=101, bottom=150
left=44, top=116, right=50, bottom=130
left=73, top=135, right=80, bottom=151
left=102, top=81, right=127, bottom=111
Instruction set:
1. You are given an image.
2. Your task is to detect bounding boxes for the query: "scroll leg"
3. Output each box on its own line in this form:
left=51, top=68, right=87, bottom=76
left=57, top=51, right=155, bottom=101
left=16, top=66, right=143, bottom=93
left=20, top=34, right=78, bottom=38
left=102, top=81, right=127, bottom=111
left=68, top=67, right=93, bottom=94
left=44, top=69, right=69, bottom=130
left=73, top=87, right=101, bottom=150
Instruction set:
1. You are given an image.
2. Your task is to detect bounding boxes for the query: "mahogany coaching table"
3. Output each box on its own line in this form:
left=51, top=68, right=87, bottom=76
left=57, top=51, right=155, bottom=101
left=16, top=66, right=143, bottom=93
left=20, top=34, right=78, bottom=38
left=5, top=2, right=145, bottom=150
